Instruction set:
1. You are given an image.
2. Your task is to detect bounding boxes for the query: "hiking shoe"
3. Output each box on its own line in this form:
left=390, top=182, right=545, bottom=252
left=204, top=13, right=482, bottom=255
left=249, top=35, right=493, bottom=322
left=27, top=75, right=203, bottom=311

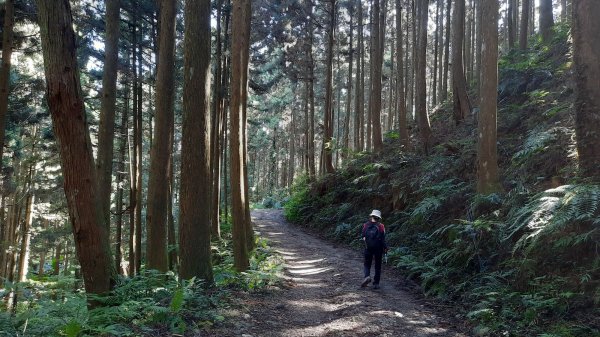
left=361, top=276, right=372, bottom=287
left=372, top=284, right=380, bottom=290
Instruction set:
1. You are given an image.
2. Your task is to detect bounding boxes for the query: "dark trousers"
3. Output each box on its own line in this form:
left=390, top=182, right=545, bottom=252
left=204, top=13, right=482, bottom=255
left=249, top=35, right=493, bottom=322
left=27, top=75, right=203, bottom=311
left=363, top=247, right=383, bottom=284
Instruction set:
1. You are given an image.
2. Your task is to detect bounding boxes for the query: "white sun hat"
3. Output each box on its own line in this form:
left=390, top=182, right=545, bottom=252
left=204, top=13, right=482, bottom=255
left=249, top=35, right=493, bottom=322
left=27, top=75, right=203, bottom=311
left=369, top=210, right=382, bottom=219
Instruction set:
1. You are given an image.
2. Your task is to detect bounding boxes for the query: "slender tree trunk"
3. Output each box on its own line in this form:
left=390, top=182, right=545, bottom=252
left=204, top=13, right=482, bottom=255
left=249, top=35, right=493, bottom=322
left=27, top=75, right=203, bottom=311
left=127, top=29, right=137, bottom=277
left=17, top=194, right=34, bottom=282
left=561, top=0, right=567, bottom=22
left=432, top=0, right=440, bottom=107
left=442, top=0, right=451, bottom=100
left=36, top=0, right=114, bottom=302
left=572, top=0, right=600, bottom=180
left=508, top=0, right=516, bottom=48
left=96, top=0, right=121, bottom=231
left=475, top=0, right=483, bottom=95
left=396, top=0, right=408, bottom=147
left=372, top=0, right=384, bottom=151
left=323, top=0, right=336, bottom=171
left=211, top=0, right=224, bottom=239
left=307, top=5, right=316, bottom=179
left=230, top=0, right=252, bottom=272
left=167, top=157, right=177, bottom=270
left=115, top=108, right=128, bottom=274
left=135, top=17, right=143, bottom=275
left=415, top=0, right=432, bottom=153
left=478, top=0, right=501, bottom=194
left=146, top=0, right=176, bottom=272
left=179, top=0, right=213, bottom=282
left=343, top=5, right=353, bottom=156
left=539, top=0, right=554, bottom=42
left=452, top=0, right=472, bottom=123
left=519, top=0, right=530, bottom=49
left=354, top=1, right=363, bottom=152
left=0, top=0, right=14, bottom=175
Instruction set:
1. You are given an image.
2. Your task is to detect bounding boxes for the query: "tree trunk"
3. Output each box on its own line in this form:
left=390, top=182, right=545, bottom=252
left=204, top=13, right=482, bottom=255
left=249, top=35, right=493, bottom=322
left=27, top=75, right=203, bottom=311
left=539, top=0, right=554, bottom=42
left=508, top=0, right=517, bottom=48
left=475, top=0, right=482, bottom=95
left=17, top=194, right=34, bottom=282
left=127, top=29, right=137, bottom=277
left=115, top=108, right=128, bottom=274
left=354, top=1, right=364, bottom=152
left=572, top=0, right=600, bottom=180
left=343, top=5, right=353, bottom=156
left=415, top=0, right=432, bottom=153
left=307, top=6, right=316, bottom=179
left=442, top=0, right=451, bottom=100
left=519, top=0, right=530, bottom=49
left=452, top=0, right=472, bottom=123
left=477, top=0, right=501, bottom=194
left=371, top=0, right=384, bottom=151
left=36, top=0, right=114, bottom=302
left=96, top=0, right=121, bottom=232
left=210, top=0, right=224, bottom=239
left=146, top=0, right=176, bottom=272
left=561, top=0, right=568, bottom=22
left=396, top=0, right=408, bottom=147
left=432, top=0, right=440, bottom=107
left=135, top=16, right=143, bottom=275
left=179, top=0, right=214, bottom=282
left=230, top=0, right=252, bottom=271
left=323, top=0, right=336, bottom=171
left=0, top=0, right=14, bottom=175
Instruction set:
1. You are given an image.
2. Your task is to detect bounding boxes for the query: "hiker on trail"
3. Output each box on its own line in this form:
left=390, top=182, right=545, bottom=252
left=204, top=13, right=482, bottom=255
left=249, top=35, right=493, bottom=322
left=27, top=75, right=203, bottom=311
left=361, top=210, right=388, bottom=290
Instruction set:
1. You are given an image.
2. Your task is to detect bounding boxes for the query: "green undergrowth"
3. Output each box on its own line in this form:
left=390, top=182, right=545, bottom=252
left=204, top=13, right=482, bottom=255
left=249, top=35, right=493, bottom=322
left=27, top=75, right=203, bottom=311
left=0, top=235, right=282, bottom=336
left=285, top=26, right=599, bottom=337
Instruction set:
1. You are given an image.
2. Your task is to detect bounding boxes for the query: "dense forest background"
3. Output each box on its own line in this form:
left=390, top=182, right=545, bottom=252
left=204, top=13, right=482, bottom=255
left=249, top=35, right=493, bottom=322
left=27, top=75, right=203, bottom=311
left=0, top=0, right=598, bottom=336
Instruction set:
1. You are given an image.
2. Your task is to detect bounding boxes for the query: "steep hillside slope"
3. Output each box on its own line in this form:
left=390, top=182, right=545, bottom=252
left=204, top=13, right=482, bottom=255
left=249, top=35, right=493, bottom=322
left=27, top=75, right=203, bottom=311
left=285, top=26, right=599, bottom=337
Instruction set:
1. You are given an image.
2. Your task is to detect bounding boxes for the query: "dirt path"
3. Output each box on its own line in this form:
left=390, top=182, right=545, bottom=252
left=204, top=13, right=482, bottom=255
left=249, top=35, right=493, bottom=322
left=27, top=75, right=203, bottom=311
left=211, top=209, right=468, bottom=337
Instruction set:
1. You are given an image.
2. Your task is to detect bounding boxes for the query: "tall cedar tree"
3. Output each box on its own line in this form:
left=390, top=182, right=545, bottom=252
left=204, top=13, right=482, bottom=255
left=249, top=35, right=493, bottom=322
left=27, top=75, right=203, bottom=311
left=539, top=0, right=555, bottom=42
left=477, top=0, right=500, bottom=194
left=451, top=0, right=472, bottom=123
left=572, top=0, right=600, bottom=180
left=396, top=0, right=408, bottom=147
left=95, top=0, right=120, bottom=231
left=179, top=0, right=214, bottom=281
left=36, top=0, right=114, bottom=302
left=371, top=0, right=384, bottom=151
left=323, top=0, right=336, bottom=172
left=519, top=0, right=530, bottom=49
left=0, top=0, right=14, bottom=174
left=230, top=0, right=251, bottom=272
left=146, top=0, right=176, bottom=272
left=415, top=0, right=432, bottom=153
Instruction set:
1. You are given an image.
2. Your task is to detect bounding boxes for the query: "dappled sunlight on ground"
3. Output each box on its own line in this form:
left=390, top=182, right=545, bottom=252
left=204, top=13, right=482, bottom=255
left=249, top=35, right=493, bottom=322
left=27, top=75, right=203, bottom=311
left=207, top=209, right=468, bottom=336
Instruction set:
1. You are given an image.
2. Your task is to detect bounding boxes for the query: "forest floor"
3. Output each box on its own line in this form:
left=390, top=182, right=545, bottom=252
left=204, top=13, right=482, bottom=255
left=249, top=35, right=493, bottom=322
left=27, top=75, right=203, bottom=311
left=204, top=209, right=469, bottom=337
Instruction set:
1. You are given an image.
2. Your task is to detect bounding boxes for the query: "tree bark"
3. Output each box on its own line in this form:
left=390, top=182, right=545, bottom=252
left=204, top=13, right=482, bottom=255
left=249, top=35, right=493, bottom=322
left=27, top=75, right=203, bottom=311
left=0, top=0, right=14, bottom=176
left=415, top=0, right=433, bottom=153
left=146, top=0, right=176, bottom=272
left=396, top=0, right=408, bottom=147
left=539, top=0, right=554, bottom=42
left=572, top=0, right=600, bottom=180
left=179, top=0, right=214, bottom=282
left=452, top=0, right=472, bottom=123
left=343, top=5, right=353, bottom=157
left=323, top=0, right=336, bottom=171
left=230, top=0, right=252, bottom=271
left=508, top=0, right=517, bottom=48
left=36, top=0, right=114, bottom=301
left=115, top=107, right=128, bottom=274
left=96, top=0, right=121, bottom=232
left=442, top=0, right=451, bottom=100
left=519, top=0, right=530, bottom=49
left=371, top=0, right=384, bottom=151
left=477, top=0, right=501, bottom=194
left=17, top=194, right=34, bottom=282
left=354, top=1, right=364, bottom=152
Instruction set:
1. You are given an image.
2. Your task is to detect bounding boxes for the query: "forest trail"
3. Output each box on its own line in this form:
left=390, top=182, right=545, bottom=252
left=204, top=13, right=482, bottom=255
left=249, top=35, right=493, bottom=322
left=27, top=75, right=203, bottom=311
left=211, top=209, right=468, bottom=337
